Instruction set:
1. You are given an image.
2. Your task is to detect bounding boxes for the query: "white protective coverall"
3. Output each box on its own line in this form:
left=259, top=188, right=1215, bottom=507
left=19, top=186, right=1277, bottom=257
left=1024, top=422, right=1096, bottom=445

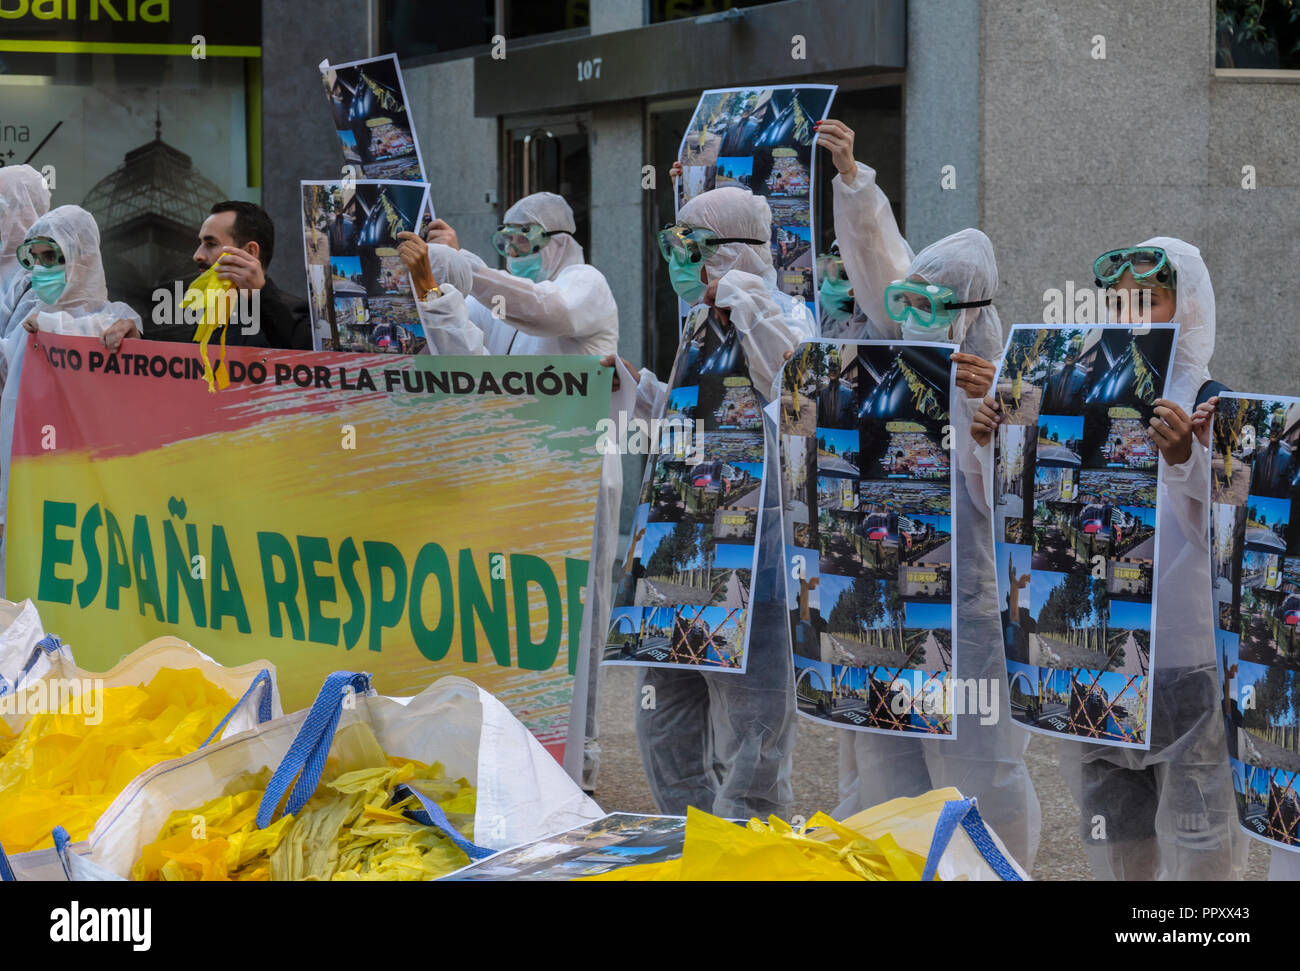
left=0, top=165, right=52, bottom=391
left=629, top=186, right=817, bottom=818
left=0, top=165, right=50, bottom=304
left=415, top=192, right=621, bottom=790
left=1060, top=236, right=1247, bottom=881
left=0, top=206, right=140, bottom=585
left=832, top=160, right=1041, bottom=870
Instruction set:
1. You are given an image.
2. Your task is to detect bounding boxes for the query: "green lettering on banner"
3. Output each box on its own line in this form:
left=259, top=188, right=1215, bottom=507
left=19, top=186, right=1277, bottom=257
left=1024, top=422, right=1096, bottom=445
left=258, top=531, right=303, bottom=640
left=297, top=535, right=339, bottom=647
left=103, top=509, right=131, bottom=610
left=37, top=500, right=75, bottom=605
left=131, top=514, right=164, bottom=621
left=511, top=554, right=561, bottom=671
left=363, top=541, right=406, bottom=653
left=409, top=542, right=453, bottom=662
left=210, top=525, right=250, bottom=634
left=565, top=557, right=589, bottom=677
left=162, top=518, right=205, bottom=627
left=458, top=548, right=509, bottom=666
left=76, top=503, right=103, bottom=608
left=338, top=537, right=365, bottom=650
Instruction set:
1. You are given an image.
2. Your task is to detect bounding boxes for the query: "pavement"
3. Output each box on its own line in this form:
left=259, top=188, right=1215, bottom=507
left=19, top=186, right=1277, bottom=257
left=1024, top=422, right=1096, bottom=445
left=591, top=665, right=1271, bottom=880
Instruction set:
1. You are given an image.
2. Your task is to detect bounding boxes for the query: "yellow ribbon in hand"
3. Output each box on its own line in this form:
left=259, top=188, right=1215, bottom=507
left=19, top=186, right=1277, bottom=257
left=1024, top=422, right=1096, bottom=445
left=183, top=263, right=236, bottom=393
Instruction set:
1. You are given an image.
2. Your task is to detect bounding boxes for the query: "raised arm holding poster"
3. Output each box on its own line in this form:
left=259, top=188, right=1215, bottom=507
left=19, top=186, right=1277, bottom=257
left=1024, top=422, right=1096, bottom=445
left=1209, top=392, right=1300, bottom=851
left=7, top=336, right=610, bottom=765
left=994, top=324, right=1178, bottom=749
left=782, top=339, right=958, bottom=736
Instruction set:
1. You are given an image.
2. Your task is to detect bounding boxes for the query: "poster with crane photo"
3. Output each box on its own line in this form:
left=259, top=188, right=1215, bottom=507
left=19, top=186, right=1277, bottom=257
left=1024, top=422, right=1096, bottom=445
left=781, top=339, right=959, bottom=737
left=994, top=324, right=1178, bottom=750
left=1208, top=392, right=1300, bottom=853
left=301, top=178, right=431, bottom=353
left=676, top=84, right=836, bottom=319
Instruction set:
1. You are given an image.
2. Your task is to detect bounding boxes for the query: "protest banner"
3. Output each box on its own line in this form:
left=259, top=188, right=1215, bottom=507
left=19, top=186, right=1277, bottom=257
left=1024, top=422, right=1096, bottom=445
left=7, top=335, right=610, bottom=763
left=993, top=324, right=1178, bottom=749
left=781, top=339, right=958, bottom=737
left=1208, top=392, right=1300, bottom=851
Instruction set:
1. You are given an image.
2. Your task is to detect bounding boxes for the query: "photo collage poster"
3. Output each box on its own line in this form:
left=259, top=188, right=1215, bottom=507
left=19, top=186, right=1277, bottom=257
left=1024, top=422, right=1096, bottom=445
left=783, top=340, right=959, bottom=737
left=1209, top=392, right=1300, bottom=852
left=604, top=303, right=767, bottom=673
left=320, top=54, right=436, bottom=239
left=301, top=179, right=431, bottom=353
left=677, top=84, right=836, bottom=319
left=995, top=324, right=1178, bottom=749
left=320, top=54, right=427, bottom=183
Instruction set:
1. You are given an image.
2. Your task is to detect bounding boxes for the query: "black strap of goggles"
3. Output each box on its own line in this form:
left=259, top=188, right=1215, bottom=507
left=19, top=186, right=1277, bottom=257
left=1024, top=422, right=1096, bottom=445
left=708, top=237, right=767, bottom=246
left=947, top=298, right=993, bottom=310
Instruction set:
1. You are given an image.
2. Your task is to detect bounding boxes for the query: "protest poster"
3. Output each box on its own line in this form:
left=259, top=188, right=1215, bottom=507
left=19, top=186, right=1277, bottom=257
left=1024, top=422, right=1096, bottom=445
left=7, top=336, right=610, bottom=764
left=301, top=178, right=430, bottom=354
left=676, top=84, right=836, bottom=318
left=1208, top=393, right=1300, bottom=851
left=442, top=813, right=688, bottom=881
left=604, top=305, right=765, bottom=672
left=320, top=54, right=426, bottom=182
left=781, top=339, right=958, bottom=737
left=993, top=324, right=1178, bottom=749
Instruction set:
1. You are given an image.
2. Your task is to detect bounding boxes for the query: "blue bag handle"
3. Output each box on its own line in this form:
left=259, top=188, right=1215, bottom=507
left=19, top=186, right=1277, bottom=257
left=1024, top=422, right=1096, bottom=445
left=921, top=798, right=1023, bottom=882
left=0, top=839, right=14, bottom=882
left=256, top=671, right=372, bottom=828
left=0, top=634, right=64, bottom=698
left=392, top=783, right=495, bottom=861
left=52, top=826, right=75, bottom=881
left=200, top=669, right=275, bottom=748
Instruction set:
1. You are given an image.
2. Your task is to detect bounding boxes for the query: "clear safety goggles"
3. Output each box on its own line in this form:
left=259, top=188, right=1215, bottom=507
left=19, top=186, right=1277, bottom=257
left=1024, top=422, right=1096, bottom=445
left=490, top=223, right=562, bottom=258
left=884, top=279, right=990, bottom=327
left=657, top=223, right=765, bottom=265
left=1093, top=247, right=1175, bottom=289
left=16, top=237, right=65, bottom=270
left=816, top=252, right=847, bottom=281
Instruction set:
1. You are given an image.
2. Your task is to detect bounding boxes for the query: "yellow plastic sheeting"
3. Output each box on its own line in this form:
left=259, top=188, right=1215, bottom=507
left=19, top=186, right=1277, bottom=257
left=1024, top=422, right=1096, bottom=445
left=581, top=805, right=929, bottom=882
left=0, top=668, right=236, bottom=853
left=134, top=724, right=477, bottom=881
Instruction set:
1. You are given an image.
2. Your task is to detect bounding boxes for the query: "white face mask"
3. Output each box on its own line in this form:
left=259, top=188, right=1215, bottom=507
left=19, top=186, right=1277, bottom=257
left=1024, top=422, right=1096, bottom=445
left=900, top=319, right=951, bottom=343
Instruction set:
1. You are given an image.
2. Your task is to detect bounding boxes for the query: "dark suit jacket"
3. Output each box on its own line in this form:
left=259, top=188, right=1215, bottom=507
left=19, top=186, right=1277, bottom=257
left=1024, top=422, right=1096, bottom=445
left=143, top=276, right=312, bottom=350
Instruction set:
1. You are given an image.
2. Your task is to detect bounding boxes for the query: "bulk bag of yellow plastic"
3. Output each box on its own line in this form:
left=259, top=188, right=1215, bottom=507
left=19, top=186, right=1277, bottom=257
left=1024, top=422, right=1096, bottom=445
left=79, top=671, right=602, bottom=880
left=582, top=788, right=1027, bottom=882
left=0, top=637, right=280, bottom=880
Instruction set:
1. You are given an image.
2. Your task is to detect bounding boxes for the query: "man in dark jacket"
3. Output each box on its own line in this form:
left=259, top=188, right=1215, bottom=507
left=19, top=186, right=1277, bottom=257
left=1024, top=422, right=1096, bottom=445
left=104, top=201, right=311, bottom=350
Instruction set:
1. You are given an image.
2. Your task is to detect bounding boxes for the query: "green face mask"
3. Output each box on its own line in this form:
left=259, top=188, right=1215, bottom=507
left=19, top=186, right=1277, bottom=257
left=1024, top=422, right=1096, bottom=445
left=667, top=251, right=708, bottom=305
left=819, top=275, right=854, bottom=320
left=507, top=251, right=546, bottom=282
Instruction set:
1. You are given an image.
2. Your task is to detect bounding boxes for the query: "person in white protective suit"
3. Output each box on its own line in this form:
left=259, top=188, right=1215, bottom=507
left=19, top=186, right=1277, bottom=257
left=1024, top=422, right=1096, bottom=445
left=817, top=117, right=1042, bottom=871
left=617, top=184, right=816, bottom=817
left=0, top=207, right=141, bottom=589
left=974, top=237, right=1248, bottom=881
left=396, top=192, right=621, bottom=792
left=0, top=165, right=50, bottom=327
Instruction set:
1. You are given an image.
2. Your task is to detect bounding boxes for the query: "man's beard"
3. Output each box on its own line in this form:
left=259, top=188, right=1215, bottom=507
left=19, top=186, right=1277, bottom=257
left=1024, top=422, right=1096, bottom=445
left=194, top=259, right=211, bottom=272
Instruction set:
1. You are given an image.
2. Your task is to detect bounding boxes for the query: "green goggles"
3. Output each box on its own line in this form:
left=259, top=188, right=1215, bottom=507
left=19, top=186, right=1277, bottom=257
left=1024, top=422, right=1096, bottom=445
left=657, top=223, right=766, bottom=265
left=1093, top=247, right=1175, bottom=289
left=490, top=223, right=563, bottom=259
left=816, top=252, right=846, bottom=281
left=16, top=237, right=65, bottom=270
left=883, top=279, right=990, bottom=326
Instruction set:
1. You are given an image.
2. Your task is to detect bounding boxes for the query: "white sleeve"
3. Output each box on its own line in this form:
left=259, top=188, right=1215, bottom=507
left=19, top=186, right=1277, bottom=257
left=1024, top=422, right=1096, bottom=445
left=1161, top=440, right=1211, bottom=551
left=952, top=390, right=994, bottom=515
left=414, top=284, right=488, bottom=356
left=715, top=270, right=816, bottom=401
left=833, top=161, right=914, bottom=330
left=468, top=263, right=617, bottom=341
left=633, top=368, right=669, bottom=422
